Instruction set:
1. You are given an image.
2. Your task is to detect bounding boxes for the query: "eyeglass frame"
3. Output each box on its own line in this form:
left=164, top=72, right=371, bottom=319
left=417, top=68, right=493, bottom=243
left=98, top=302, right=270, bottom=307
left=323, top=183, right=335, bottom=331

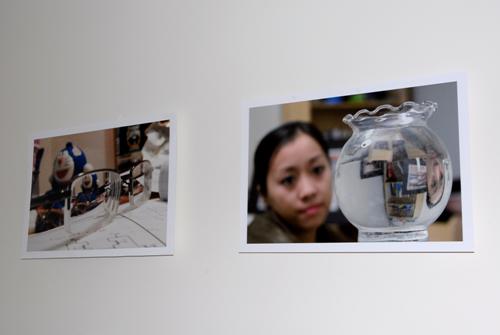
left=30, top=160, right=153, bottom=237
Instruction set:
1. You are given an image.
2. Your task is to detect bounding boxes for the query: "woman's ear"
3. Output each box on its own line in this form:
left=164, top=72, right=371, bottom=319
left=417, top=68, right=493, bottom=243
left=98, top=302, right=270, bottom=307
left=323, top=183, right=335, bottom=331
left=256, top=184, right=267, bottom=200
left=255, top=185, right=269, bottom=210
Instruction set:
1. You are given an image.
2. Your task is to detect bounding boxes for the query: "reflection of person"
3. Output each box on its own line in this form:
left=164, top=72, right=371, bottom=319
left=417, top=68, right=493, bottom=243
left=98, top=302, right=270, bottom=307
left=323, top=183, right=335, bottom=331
left=426, top=155, right=445, bottom=206
left=247, top=121, right=347, bottom=243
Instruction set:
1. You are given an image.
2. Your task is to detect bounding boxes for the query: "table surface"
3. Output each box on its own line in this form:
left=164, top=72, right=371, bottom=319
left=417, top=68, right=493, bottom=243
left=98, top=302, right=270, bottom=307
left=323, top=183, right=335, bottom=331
left=27, top=199, right=168, bottom=251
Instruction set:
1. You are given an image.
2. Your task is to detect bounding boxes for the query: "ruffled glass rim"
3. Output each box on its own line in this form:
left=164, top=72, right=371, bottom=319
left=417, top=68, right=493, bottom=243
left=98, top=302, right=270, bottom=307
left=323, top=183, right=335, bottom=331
left=343, top=101, right=437, bottom=129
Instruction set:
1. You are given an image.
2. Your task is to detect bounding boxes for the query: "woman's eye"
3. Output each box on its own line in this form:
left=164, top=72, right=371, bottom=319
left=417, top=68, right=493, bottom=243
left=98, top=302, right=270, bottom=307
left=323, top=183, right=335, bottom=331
left=280, top=176, right=295, bottom=186
left=312, top=165, right=325, bottom=175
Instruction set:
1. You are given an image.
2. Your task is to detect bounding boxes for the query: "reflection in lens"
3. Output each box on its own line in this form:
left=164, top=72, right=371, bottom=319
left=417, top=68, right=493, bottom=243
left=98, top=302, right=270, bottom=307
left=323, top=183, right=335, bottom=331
left=128, top=161, right=152, bottom=208
left=66, top=170, right=121, bottom=237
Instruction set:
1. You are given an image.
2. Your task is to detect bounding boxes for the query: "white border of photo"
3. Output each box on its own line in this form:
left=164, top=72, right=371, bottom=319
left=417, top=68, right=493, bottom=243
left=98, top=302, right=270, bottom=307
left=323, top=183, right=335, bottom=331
left=240, top=73, right=473, bottom=253
left=22, top=113, right=176, bottom=258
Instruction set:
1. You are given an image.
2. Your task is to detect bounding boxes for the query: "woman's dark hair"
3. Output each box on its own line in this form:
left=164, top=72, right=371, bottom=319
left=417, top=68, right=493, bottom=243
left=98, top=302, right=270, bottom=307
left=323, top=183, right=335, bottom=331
left=248, top=121, right=330, bottom=212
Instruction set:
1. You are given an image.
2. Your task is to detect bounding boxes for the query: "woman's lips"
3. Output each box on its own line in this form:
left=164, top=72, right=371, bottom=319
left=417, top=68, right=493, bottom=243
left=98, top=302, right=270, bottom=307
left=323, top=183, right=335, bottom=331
left=300, top=204, right=323, bottom=216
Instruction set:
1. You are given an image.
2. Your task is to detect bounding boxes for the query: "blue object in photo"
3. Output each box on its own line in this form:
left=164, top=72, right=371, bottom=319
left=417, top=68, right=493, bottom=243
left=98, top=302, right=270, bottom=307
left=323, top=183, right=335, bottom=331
left=323, top=96, right=343, bottom=105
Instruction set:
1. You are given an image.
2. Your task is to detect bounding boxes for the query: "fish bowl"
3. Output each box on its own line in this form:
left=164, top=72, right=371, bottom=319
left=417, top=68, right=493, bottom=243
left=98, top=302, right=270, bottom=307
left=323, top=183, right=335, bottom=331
left=335, top=101, right=452, bottom=242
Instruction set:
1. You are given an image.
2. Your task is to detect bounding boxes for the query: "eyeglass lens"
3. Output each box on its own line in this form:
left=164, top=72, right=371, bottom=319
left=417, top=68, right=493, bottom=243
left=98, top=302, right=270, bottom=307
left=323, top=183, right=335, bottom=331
left=66, top=170, right=121, bottom=237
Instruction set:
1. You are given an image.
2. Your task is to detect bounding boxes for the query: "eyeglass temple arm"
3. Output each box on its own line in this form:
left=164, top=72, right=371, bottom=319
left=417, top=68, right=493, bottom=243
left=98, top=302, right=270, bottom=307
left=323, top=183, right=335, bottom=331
left=121, top=170, right=146, bottom=190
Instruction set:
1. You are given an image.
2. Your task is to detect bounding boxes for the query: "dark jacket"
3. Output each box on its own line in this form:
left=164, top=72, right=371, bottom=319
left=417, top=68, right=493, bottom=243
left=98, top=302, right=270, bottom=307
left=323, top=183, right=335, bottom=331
left=247, top=211, right=356, bottom=243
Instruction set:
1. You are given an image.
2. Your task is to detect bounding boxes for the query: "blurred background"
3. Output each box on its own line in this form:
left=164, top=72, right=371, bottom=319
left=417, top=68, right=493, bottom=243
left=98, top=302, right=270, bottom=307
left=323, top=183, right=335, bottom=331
left=32, top=121, right=169, bottom=198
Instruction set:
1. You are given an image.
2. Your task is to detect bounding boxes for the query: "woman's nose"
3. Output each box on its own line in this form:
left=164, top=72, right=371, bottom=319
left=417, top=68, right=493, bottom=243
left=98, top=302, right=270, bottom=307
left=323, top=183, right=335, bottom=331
left=297, top=176, right=317, bottom=200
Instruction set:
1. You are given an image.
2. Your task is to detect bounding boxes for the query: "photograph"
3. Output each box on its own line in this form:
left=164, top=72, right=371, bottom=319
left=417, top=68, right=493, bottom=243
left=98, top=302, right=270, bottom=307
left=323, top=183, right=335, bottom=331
left=23, top=117, right=175, bottom=258
left=405, top=159, right=427, bottom=193
left=242, top=75, right=472, bottom=252
left=360, top=159, right=384, bottom=179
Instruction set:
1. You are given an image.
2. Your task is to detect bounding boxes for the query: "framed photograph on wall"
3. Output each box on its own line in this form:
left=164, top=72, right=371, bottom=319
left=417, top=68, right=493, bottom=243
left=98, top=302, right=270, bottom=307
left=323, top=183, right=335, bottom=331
left=22, top=115, right=176, bottom=258
left=240, top=74, right=472, bottom=252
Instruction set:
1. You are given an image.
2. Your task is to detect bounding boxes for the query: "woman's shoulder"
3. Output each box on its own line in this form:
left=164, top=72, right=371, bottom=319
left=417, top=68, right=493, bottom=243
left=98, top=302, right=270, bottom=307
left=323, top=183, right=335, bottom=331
left=247, top=212, right=298, bottom=243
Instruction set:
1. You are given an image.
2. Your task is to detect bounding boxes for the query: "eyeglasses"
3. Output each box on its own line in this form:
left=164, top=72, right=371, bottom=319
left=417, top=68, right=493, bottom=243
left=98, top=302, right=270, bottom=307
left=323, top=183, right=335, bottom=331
left=30, top=160, right=153, bottom=241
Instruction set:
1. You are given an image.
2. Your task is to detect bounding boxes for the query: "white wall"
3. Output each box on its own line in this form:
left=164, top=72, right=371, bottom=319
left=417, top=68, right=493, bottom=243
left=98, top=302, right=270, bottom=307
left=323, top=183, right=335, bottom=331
left=1, top=1, right=499, bottom=334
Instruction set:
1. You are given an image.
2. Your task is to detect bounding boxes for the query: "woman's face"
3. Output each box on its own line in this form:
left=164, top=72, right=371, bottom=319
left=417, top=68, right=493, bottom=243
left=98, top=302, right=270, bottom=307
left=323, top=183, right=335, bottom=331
left=264, top=132, right=332, bottom=233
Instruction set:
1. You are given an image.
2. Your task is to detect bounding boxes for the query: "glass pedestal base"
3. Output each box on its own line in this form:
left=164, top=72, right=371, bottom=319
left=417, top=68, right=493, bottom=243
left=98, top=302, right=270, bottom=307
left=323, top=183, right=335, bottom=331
left=358, top=229, right=428, bottom=242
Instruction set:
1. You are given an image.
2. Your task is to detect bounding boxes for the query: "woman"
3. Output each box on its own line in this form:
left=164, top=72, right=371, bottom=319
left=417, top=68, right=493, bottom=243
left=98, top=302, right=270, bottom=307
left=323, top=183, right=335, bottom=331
left=247, top=121, right=352, bottom=243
